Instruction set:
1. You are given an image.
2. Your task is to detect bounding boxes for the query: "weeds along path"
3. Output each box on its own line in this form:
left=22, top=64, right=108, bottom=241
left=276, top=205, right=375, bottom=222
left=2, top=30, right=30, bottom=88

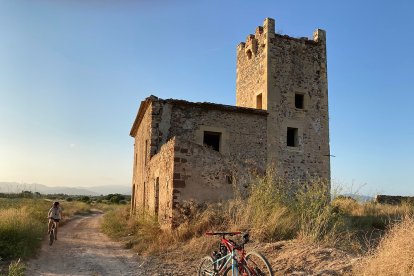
left=25, top=211, right=144, bottom=276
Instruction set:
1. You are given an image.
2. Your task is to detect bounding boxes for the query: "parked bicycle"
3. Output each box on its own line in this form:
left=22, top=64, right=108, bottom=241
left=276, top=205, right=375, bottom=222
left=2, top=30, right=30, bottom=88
left=198, top=231, right=273, bottom=276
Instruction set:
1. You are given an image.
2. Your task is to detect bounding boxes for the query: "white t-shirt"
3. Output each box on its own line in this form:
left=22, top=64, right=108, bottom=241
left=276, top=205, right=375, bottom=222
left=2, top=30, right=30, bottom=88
left=49, top=206, right=62, bottom=219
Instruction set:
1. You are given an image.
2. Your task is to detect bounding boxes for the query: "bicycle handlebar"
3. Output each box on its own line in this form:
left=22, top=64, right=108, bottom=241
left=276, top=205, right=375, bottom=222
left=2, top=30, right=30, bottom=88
left=205, top=231, right=242, bottom=236
left=206, top=231, right=250, bottom=249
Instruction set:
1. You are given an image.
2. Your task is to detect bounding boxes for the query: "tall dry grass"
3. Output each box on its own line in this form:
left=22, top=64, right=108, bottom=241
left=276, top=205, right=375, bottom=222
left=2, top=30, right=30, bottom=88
left=356, top=216, right=414, bottom=276
left=104, top=172, right=348, bottom=255
left=0, top=198, right=90, bottom=259
left=0, top=207, right=43, bottom=259
left=103, top=173, right=414, bottom=259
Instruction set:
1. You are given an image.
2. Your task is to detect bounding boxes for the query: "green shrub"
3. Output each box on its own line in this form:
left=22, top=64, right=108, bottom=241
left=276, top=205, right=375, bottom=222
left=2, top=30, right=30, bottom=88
left=78, top=196, right=90, bottom=203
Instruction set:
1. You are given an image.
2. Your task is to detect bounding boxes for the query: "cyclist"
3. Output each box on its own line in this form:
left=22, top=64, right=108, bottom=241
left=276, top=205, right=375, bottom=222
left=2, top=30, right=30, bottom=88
left=47, top=201, right=63, bottom=240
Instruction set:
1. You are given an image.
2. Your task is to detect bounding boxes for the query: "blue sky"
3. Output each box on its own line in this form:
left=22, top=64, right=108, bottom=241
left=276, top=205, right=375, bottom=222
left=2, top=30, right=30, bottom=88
left=0, top=0, right=413, bottom=195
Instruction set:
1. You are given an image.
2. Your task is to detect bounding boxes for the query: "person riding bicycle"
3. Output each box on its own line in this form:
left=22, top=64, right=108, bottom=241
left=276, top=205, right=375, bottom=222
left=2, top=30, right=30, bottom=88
left=47, top=201, right=63, bottom=239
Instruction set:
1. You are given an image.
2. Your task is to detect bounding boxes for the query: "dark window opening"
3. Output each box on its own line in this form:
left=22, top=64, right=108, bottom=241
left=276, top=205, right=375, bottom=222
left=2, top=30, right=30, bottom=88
left=144, top=140, right=148, bottom=165
left=256, top=93, right=262, bottom=109
left=143, top=182, right=147, bottom=212
left=295, top=94, right=304, bottom=109
left=154, top=177, right=159, bottom=217
left=203, top=131, right=221, bottom=152
left=287, top=127, right=298, bottom=147
left=226, top=175, right=233, bottom=185
left=246, top=50, right=252, bottom=60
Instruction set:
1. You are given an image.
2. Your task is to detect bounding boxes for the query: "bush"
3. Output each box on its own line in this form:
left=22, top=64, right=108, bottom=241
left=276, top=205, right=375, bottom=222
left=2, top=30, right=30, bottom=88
left=78, top=196, right=90, bottom=203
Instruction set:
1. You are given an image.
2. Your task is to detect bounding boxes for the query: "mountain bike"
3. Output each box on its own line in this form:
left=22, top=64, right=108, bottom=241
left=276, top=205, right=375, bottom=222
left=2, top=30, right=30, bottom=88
left=48, top=219, right=57, bottom=246
left=198, top=231, right=273, bottom=276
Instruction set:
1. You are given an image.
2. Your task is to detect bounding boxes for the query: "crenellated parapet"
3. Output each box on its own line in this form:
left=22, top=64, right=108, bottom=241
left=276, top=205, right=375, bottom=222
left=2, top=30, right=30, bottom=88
left=237, top=17, right=326, bottom=61
left=237, top=18, right=275, bottom=59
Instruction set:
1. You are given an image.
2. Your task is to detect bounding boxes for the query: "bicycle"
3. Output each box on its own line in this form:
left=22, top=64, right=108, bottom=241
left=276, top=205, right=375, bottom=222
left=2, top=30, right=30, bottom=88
left=48, top=219, right=57, bottom=246
left=198, top=231, right=273, bottom=276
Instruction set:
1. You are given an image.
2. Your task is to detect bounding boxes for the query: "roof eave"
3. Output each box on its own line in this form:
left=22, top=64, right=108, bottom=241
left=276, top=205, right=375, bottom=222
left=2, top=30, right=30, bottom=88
left=129, top=99, right=151, bottom=137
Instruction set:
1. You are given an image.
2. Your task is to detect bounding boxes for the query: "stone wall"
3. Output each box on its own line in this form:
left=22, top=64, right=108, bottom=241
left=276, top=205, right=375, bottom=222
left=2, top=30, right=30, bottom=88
left=130, top=98, right=268, bottom=226
left=171, top=137, right=258, bottom=227
left=236, top=22, right=268, bottom=110
left=236, top=18, right=330, bottom=182
left=375, top=195, right=414, bottom=205
left=267, top=26, right=330, bottom=181
left=130, top=96, right=165, bottom=215
left=137, top=136, right=262, bottom=228
left=131, top=99, right=153, bottom=214
left=154, top=99, right=268, bottom=171
left=146, top=139, right=175, bottom=226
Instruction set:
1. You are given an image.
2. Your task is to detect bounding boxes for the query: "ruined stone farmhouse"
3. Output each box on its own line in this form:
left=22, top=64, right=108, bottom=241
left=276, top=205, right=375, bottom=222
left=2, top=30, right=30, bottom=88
left=130, top=18, right=330, bottom=227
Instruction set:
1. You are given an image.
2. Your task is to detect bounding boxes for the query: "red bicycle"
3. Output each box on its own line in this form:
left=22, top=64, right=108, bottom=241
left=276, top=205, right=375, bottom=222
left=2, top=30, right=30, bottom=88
left=197, top=231, right=273, bottom=276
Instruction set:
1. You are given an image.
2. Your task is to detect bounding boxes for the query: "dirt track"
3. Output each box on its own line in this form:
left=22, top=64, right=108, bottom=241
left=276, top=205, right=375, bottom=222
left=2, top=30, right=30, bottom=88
left=24, top=212, right=356, bottom=275
left=25, top=212, right=144, bottom=276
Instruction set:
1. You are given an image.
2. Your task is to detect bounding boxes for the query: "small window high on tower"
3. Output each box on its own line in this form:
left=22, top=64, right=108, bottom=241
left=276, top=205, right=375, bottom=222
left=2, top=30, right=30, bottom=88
left=295, top=94, right=304, bottom=109
left=287, top=127, right=298, bottom=147
left=203, top=131, right=221, bottom=152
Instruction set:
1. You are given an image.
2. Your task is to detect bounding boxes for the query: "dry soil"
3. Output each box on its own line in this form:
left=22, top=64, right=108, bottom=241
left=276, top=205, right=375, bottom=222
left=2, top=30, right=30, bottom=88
left=25, top=212, right=144, bottom=276
left=25, top=212, right=357, bottom=276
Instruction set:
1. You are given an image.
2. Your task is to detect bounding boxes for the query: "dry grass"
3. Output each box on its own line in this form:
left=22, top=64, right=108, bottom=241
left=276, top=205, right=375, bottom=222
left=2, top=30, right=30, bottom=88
left=356, top=216, right=414, bottom=276
left=102, top=172, right=414, bottom=275
left=103, top=172, right=347, bottom=255
left=0, top=198, right=91, bottom=259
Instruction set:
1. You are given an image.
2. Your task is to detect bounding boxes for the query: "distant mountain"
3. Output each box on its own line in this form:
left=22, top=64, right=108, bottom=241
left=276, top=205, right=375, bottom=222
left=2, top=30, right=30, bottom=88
left=0, top=182, right=131, bottom=196
left=83, top=185, right=131, bottom=196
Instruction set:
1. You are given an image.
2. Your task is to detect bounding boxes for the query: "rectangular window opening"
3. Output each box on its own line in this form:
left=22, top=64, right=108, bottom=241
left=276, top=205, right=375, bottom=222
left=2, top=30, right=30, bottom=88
left=256, top=93, right=262, bottom=109
left=295, top=94, right=304, bottom=109
left=143, top=182, right=147, bottom=212
left=203, top=131, right=221, bottom=152
left=287, top=127, right=298, bottom=147
left=154, top=177, right=159, bottom=217
left=144, top=140, right=148, bottom=165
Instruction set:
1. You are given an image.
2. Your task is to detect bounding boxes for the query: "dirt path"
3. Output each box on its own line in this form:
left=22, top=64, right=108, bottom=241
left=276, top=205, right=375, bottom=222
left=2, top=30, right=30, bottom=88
left=25, top=212, right=144, bottom=276
left=24, top=212, right=357, bottom=275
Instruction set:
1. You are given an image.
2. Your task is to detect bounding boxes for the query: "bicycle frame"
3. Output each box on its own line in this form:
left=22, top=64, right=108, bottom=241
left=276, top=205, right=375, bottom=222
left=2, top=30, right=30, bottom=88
left=208, top=250, right=241, bottom=276
left=202, top=232, right=273, bottom=276
left=207, top=235, right=248, bottom=276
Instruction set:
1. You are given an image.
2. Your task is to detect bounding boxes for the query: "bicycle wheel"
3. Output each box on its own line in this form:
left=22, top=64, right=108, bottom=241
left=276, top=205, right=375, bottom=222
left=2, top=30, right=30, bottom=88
left=223, top=264, right=251, bottom=276
left=198, top=256, right=215, bottom=276
left=49, top=229, right=54, bottom=246
left=245, top=251, right=273, bottom=276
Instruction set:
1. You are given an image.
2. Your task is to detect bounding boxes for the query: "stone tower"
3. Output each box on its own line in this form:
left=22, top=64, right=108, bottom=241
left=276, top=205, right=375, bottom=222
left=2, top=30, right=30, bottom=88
left=236, top=18, right=330, bottom=181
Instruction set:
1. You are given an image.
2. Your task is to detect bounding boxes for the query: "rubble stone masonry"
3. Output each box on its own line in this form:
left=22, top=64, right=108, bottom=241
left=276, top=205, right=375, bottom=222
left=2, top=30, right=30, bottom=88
left=130, top=18, right=331, bottom=226
left=236, top=18, right=330, bottom=181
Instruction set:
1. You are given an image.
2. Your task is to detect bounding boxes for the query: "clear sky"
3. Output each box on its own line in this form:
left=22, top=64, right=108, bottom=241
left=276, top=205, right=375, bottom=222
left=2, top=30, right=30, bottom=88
left=0, top=0, right=413, bottom=195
